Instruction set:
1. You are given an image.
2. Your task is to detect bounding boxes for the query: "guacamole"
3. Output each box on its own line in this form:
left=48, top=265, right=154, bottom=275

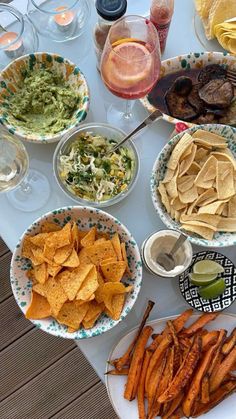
left=7, top=68, right=81, bottom=135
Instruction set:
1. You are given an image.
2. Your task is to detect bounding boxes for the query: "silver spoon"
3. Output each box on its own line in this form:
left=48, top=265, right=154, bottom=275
left=156, top=234, right=187, bottom=272
left=105, top=109, right=163, bottom=155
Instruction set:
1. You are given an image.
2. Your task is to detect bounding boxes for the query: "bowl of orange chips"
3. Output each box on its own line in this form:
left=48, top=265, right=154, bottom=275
left=10, top=206, right=142, bottom=339
left=151, top=124, right=236, bottom=247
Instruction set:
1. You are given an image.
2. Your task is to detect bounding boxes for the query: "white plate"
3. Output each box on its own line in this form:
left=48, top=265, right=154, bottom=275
left=106, top=313, right=236, bottom=419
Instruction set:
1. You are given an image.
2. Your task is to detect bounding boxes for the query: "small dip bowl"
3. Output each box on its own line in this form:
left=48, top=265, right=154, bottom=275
left=53, top=123, right=139, bottom=208
left=141, top=229, right=193, bottom=278
left=0, top=52, right=90, bottom=143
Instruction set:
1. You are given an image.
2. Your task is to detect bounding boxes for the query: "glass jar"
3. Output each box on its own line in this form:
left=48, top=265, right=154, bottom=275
left=0, top=4, right=38, bottom=70
left=93, top=0, right=127, bottom=71
left=27, top=0, right=90, bottom=43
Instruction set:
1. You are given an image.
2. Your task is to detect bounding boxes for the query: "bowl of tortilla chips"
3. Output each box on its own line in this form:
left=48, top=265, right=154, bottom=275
left=10, top=206, right=142, bottom=339
left=151, top=124, right=236, bottom=247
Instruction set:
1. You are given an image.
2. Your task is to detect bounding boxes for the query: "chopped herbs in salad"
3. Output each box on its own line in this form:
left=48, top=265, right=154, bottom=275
left=59, top=132, right=136, bottom=202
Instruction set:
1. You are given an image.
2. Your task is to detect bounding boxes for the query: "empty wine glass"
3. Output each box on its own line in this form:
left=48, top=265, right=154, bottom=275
left=100, top=15, right=161, bottom=129
left=0, top=131, right=50, bottom=211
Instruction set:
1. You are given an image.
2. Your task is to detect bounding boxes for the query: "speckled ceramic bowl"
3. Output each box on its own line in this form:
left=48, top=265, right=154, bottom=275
left=151, top=124, right=236, bottom=248
left=10, top=206, right=142, bottom=339
left=141, top=51, right=236, bottom=127
left=0, top=52, right=90, bottom=143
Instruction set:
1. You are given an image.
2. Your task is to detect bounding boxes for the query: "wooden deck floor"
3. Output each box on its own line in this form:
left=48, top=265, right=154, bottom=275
left=0, top=237, right=118, bottom=419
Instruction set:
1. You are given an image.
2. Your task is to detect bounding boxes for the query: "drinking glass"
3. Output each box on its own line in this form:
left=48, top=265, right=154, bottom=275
left=0, top=131, right=50, bottom=212
left=100, top=15, right=161, bottom=129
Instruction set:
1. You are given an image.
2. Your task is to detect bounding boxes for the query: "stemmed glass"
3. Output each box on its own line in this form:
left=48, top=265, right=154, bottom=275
left=0, top=131, right=50, bottom=212
left=100, top=15, right=161, bottom=129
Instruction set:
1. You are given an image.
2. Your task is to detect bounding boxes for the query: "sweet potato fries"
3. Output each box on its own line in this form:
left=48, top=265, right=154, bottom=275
left=107, top=304, right=236, bottom=418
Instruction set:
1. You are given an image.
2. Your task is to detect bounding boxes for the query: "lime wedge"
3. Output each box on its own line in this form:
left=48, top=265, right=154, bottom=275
left=189, top=272, right=218, bottom=286
left=198, top=278, right=226, bottom=300
left=193, top=260, right=224, bottom=275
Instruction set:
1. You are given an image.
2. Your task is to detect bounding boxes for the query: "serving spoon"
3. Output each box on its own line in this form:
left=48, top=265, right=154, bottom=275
left=156, top=234, right=187, bottom=272
left=106, top=109, right=163, bottom=155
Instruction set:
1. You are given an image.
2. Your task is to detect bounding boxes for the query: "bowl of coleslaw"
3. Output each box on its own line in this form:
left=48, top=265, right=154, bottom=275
left=53, top=123, right=139, bottom=207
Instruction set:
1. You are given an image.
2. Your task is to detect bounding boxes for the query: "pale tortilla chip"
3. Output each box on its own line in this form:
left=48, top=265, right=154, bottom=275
left=194, top=156, right=217, bottom=188
left=26, top=291, right=51, bottom=319
left=228, top=195, right=236, bottom=217
left=218, top=217, right=236, bottom=232
left=181, top=224, right=215, bottom=240
left=166, top=166, right=179, bottom=198
left=180, top=213, right=221, bottom=227
left=212, top=151, right=236, bottom=171
left=171, top=196, right=187, bottom=211
left=194, top=147, right=210, bottom=162
left=162, top=167, right=175, bottom=184
left=198, top=200, right=228, bottom=214
left=158, top=183, right=171, bottom=213
left=186, top=161, right=201, bottom=175
left=179, top=185, right=198, bottom=204
left=216, top=161, right=235, bottom=200
left=179, top=144, right=197, bottom=176
left=177, top=175, right=195, bottom=193
left=192, top=129, right=227, bottom=146
left=167, top=133, right=193, bottom=170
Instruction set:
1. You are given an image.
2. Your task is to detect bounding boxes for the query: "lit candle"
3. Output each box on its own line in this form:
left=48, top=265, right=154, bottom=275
left=54, top=6, right=75, bottom=32
left=0, top=31, right=24, bottom=58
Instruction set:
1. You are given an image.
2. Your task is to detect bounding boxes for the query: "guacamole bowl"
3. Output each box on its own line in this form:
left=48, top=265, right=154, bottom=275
left=0, top=52, right=90, bottom=143
left=53, top=123, right=139, bottom=207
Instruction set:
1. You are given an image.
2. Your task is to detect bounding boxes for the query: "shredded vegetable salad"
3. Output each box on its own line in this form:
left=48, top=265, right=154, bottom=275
left=59, top=132, right=136, bottom=202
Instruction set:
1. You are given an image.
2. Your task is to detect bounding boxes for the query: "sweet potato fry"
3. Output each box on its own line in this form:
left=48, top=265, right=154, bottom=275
left=147, top=334, right=163, bottom=352
left=158, top=336, right=201, bottom=404
left=201, top=330, right=219, bottom=351
left=210, top=346, right=236, bottom=393
left=137, top=351, right=152, bottom=419
left=162, top=391, right=184, bottom=419
left=145, top=334, right=172, bottom=393
left=124, top=325, right=153, bottom=401
left=105, top=368, right=129, bottom=375
left=222, top=328, right=236, bottom=355
left=201, top=375, right=210, bottom=404
left=167, top=320, right=179, bottom=347
left=169, top=407, right=183, bottom=419
left=181, top=312, right=218, bottom=337
left=114, top=300, right=155, bottom=371
left=147, top=356, right=166, bottom=418
left=192, top=381, right=236, bottom=417
left=207, top=330, right=226, bottom=377
left=169, top=309, right=193, bottom=334
left=183, top=329, right=225, bottom=417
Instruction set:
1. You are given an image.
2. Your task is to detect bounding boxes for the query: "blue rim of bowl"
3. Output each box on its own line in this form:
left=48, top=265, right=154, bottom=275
left=151, top=124, right=236, bottom=248
left=0, top=52, right=90, bottom=144
left=53, top=123, right=140, bottom=208
left=10, top=205, right=143, bottom=339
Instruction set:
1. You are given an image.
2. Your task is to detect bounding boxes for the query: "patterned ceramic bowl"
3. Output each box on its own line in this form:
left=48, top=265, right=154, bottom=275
left=0, top=52, right=90, bottom=143
left=141, top=51, right=236, bottom=127
left=151, top=124, right=236, bottom=248
left=10, top=206, right=142, bottom=339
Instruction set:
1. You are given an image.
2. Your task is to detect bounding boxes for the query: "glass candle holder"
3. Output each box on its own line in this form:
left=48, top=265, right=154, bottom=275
left=27, top=0, right=91, bottom=42
left=0, top=4, right=39, bottom=70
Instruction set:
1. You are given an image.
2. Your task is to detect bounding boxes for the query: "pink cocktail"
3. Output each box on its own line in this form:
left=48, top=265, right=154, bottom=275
left=100, top=16, right=161, bottom=128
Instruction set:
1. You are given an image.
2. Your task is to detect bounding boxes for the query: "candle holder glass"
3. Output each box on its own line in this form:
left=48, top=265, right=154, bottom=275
left=0, top=4, right=39, bottom=70
left=27, top=0, right=90, bottom=42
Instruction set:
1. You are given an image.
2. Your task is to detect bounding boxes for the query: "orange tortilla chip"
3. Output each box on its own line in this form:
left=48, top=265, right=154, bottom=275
left=53, top=243, right=73, bottom=265
left=78, top=247, right=92, bottom=265
left=80, top=227, right=96, bottom=247
left=44, top=276, right=68, bottom=316
left=76, top=266, right=98, bottom=301
left=62, top=248, right=80, bottom=268
left=111, top=233, right=122, bottom=261
left=121, top=242, right=131, bottom=276
left=60, top=264, right=94, bottom=301
left=111, top=293, right=125, bottom=320
left=95, top=282, right=133, bottom=311
left=41, top=222, right=61, bottom=233
left=47, top=264, right=62, bottom=278
left=83, top=300, right=104, bottom=323
left=57, top=301, right=89, bottom=330
left=33, top=283, right=46, bottom=297
left=71, top=222, right=80, bottom=252
left=76, top=294, right=95, bottom=306
left=26, top=291, right=51, bottom=319
left=31, top=247, right=45, bottom=266
left=34, top=262, right=48, bottom=284
left=46, top=222, right=72, bottom=250
left=100, top=261, right=126, bottom=282
left=85, top=241, right=117, bottom=265
left=29, top=232, right=51, bottom=249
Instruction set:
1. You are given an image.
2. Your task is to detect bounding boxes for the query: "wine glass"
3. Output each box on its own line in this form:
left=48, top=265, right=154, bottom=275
left=0, top=130, right=50, bottom=212
left=100, top=15, right=161, bottom=129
